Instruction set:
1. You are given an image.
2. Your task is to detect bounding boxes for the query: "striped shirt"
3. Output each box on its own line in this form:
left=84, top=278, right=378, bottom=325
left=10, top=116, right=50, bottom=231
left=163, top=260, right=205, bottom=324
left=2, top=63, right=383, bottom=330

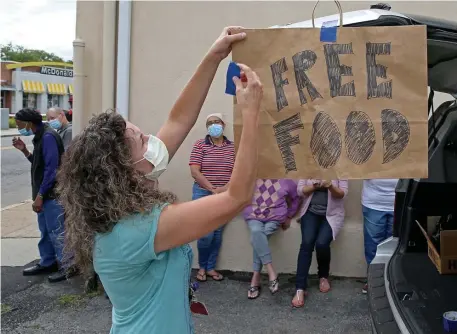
left=189, top=135, right=235, bottom=188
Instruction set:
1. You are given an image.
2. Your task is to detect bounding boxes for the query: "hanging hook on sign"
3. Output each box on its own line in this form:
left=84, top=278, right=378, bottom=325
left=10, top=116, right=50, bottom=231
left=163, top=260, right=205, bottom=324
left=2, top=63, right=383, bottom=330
left=312, top=0, right=344, bottom=28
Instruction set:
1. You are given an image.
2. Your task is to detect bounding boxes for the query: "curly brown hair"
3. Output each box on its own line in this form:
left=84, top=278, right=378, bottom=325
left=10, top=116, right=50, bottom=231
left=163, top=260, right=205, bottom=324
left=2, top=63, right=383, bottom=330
left=56, top=111, right=177, bottom=276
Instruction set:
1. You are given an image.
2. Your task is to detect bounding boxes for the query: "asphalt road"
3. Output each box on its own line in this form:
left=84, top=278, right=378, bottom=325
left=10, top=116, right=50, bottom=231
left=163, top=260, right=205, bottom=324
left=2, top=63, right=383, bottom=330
left=1, top=136, right=34, bottom=208
left=1, top=267, right=371, bottom=333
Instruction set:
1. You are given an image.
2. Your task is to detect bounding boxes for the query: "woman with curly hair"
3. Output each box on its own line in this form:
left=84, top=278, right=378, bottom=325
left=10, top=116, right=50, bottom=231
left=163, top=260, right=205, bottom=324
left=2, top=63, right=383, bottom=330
left=57, top=27, right=263, bottom=334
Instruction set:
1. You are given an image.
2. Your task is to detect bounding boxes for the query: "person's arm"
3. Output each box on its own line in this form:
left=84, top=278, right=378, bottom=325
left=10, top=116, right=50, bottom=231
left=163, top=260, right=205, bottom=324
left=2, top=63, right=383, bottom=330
left=189, top=141, right=215, bottom=191
left=217, top=182, right=230, bottom=193
left=62, top=127, right=72, bottom=150
left=155, top=64, right=262, bottom=253
left=22, top=148, right=33, bottom=163
left=286, top=180, right=300, bottom=218
left=297, top=179, right=316, bottom=197
left=13, top=137, right=33, bottom=162
left=39, top=134, right=60, bottom=196
left=156, top=27, right=245, bottom=161
left=190, top=165, right=215, bottom=192
left=326, top=180, right=348, bottom=199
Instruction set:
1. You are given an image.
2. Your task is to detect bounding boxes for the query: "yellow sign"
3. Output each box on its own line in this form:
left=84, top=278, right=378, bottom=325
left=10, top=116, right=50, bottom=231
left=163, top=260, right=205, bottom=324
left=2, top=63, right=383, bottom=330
left=6, top=62, right=73, bottom=70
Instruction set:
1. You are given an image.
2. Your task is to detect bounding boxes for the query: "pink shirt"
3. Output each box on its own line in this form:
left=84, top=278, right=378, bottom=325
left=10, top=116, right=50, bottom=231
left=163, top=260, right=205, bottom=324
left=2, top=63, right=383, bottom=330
left=296, top=179, right=349, bottom=240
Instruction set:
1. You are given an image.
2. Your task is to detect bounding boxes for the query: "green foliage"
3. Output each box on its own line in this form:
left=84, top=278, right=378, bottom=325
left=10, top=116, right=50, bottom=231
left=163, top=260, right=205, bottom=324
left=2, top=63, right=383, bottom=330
left=57, top=294, right=84, bottom=307
left=1, top=304, right=12, bottom=314
left=1, top=43, right=72, bottom=63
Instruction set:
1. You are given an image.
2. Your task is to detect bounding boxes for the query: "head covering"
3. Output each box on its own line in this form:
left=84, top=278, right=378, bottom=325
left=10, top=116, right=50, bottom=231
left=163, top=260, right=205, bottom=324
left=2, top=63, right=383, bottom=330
left=15, top=108, right=43, bottom=125
left=206, top=113, right=224, bottom=123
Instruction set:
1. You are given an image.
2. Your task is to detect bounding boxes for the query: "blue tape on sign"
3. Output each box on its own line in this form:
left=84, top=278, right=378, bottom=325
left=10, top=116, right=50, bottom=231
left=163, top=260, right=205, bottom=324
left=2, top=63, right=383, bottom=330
left=443, top=311, right=457, bottom=332
left=225, top=61, right=241, bottom=96
left=320, top=20, right=338, bottom=43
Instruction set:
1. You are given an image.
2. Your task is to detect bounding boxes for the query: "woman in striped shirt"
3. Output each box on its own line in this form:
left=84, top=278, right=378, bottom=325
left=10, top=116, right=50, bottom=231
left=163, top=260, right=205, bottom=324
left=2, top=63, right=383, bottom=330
left=189, top=113, right=235, bottom=282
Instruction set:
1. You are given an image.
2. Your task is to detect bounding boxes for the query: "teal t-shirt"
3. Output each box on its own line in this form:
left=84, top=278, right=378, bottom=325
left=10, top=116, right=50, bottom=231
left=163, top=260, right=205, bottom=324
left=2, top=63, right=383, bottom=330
left=93, top=204, right=194, bottom=334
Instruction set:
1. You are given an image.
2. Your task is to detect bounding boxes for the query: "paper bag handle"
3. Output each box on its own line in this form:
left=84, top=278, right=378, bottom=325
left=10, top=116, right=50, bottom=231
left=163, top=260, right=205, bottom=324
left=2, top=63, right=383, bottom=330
left=312, top=0, right=343, bottom=28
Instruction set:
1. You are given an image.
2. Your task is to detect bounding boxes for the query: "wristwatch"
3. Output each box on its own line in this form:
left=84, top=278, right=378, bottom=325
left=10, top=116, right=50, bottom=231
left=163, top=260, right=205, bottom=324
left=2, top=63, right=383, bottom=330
left=37, top=193, right=43, bottom=199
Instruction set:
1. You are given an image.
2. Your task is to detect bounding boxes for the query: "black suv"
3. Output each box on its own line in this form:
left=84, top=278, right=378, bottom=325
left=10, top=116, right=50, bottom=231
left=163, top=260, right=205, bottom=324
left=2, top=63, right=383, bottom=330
left=273, top=3, right=457, bottom=333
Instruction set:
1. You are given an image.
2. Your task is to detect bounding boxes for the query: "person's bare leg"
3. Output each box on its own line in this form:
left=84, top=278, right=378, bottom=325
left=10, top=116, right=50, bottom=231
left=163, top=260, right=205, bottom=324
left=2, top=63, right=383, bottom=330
left=265, top=263, right=277, bottom=282
left=251, top=271, right=261, bottom=286
left=265, top=263, right=279, bottom=293
left=248, top=271, right=262, bottom=299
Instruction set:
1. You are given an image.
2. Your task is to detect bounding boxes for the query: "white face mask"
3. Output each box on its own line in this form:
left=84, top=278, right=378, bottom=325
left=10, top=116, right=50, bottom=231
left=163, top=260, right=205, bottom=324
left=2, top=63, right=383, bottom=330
left=133, top=135, right=169, bottom=180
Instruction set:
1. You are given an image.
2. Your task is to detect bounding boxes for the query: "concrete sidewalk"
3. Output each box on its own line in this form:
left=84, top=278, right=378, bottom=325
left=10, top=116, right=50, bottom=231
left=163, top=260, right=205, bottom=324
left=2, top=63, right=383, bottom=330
left=1, top=129, right=20, bottom=138
left=1, top=201, right=40, bottom=266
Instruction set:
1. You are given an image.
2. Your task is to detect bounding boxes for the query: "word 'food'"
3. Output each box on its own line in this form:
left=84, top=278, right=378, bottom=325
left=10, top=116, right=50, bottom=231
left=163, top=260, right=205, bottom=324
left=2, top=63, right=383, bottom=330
left=273, top=109, right=410, bottom=172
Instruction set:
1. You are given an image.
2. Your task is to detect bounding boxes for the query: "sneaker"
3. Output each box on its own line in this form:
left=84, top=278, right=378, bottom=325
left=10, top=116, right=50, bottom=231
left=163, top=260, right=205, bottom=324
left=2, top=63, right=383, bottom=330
left=362, top=283, right=368, bottom=294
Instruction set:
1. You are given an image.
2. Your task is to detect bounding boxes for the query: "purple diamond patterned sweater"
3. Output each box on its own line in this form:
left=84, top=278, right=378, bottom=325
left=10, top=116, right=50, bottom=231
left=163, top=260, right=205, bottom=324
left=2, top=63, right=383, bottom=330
left=243, top=179, right=300, bottom=224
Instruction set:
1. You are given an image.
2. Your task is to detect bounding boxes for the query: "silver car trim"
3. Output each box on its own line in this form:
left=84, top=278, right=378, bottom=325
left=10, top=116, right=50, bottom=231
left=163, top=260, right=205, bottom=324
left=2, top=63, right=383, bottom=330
left=372, top=237, right=411, bottom=334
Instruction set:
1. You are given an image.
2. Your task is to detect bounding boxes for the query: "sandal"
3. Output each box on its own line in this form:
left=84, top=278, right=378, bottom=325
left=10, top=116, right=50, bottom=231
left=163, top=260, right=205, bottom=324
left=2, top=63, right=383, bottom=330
left=291, top=289, right=306, bottom=308
left=196, top=272, right=207, bottom=282
left=248, top=286, right=261, bottom=299
left=269, top=277, right=279, bottom=294
left=207, top=272, right=224, bottom=281
left=319, top=278, right=331, bottom=293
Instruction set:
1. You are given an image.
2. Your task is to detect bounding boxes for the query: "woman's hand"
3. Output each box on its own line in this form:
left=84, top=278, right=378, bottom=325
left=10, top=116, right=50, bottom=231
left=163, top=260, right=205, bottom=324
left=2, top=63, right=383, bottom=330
left=233, top=63, right=263, bottom=118
left=207, top=26, right=246, bottom=62
left=320, top=180, right=332, bottom=188
left=326, top=181, right=345, bottom=199
left=282, top=219, right=292, bottom=230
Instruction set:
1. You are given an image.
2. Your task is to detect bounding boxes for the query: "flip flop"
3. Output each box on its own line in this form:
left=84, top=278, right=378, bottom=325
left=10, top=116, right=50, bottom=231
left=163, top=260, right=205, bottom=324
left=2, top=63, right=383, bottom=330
left=269, top=277, right=279, bottom=294
left=207, top=273, right=224, bottom=281
left=248, top=286, right=261, bottom=299
left=196, top=272, right=207, bottom=282
left=291, top=289, right=306, bottom=308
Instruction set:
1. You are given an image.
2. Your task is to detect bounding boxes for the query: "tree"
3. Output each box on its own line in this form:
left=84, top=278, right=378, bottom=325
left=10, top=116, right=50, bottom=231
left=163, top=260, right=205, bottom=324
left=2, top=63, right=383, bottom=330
left=0, top=43, right=72, bottom=63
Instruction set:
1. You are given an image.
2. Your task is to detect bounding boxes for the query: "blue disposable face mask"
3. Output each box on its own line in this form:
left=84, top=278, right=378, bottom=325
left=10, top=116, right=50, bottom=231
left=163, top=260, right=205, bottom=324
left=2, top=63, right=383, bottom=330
left=49, top=119, right=62, bottom=130
left=208, top=124, right=224, bottom=138
left=18, top=127, right=33, bottom=136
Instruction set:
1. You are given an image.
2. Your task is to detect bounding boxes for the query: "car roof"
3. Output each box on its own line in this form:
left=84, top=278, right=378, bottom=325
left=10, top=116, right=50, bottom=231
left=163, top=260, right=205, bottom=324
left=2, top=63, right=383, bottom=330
left=269, top=9, right=457, bottom=96
left=269, top=9, right=457, bottom=31
left=269, top=9, right=407, bottom=28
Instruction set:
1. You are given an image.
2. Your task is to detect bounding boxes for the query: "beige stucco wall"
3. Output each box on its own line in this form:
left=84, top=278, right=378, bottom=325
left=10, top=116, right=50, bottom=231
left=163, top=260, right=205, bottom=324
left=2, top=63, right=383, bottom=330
left=76, top=1, right=456, bottom=277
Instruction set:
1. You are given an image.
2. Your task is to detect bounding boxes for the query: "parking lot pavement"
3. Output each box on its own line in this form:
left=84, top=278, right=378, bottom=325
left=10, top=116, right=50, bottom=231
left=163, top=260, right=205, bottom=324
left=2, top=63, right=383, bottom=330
left=1, top=267, right=370, bottom=334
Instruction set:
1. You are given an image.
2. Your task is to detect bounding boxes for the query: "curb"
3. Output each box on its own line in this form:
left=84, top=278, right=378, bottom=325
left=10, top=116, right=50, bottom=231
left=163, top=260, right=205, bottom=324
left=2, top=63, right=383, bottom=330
left=1, top=133, right=20, bottom=138
left=1, top=200, right=32, bottom=212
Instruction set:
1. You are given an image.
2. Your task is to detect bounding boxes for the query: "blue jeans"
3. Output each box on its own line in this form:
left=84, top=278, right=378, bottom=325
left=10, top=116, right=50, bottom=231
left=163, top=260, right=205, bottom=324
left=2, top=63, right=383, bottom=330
left=363, top=205, right=394, bottom=265
left=37, top=199, right=65, bottom=267
left=295, top=211, right=333, bottom=290
left=247, top=220, right=280, bottom=272
left=192, top=184, right=224, bottom=271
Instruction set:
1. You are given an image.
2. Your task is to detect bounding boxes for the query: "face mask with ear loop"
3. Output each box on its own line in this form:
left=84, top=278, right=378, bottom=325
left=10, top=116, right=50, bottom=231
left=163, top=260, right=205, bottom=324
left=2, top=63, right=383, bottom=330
left=133, top=135, right=169, bottom=180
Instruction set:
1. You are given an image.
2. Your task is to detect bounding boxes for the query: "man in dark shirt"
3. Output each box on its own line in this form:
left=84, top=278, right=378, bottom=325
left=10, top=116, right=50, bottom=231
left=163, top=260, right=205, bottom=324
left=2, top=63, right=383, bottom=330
left=12, top=108, right=75, bottom=283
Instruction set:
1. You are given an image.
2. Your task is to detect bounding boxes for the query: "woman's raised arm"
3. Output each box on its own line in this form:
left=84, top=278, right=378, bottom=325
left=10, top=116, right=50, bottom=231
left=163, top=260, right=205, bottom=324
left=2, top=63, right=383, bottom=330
left=156, top=27, right=246, bottom=161
left=155, top=64, right=263, bottom=253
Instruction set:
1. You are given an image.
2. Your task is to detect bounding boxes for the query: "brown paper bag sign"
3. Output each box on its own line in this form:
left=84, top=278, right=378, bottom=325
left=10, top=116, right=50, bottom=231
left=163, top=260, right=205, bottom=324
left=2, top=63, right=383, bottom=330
left=232, top=25, right=428, bottom=179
